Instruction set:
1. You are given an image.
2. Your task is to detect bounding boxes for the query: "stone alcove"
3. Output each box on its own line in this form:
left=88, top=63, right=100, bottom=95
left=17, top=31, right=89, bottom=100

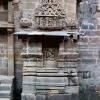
left=13, top=0, right=83, bottom=100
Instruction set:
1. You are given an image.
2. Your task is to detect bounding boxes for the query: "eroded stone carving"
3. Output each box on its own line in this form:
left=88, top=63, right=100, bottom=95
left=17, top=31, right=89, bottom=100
left=35, top=0, right=66, bottom=29
left=67, top=18, right=78, bottom=29
left=20, top=18, right=32, bottom=27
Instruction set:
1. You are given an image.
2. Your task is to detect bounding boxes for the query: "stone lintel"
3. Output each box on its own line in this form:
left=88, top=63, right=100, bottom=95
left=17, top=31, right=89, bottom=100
left=0, top=22, right=14, bottom=28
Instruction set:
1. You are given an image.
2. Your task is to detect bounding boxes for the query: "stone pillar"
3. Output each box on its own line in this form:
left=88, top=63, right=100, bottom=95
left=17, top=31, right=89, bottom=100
left=8, top=0, right=14, bottom=23
left=7, top=28, right=14, bottom=76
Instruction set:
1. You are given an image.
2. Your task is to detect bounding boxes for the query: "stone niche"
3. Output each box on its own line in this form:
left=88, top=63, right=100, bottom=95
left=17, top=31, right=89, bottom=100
left=21, top=36, right=79, bottom=100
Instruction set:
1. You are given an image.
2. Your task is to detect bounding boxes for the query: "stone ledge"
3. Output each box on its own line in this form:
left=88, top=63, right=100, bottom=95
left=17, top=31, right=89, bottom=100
left=0, top=22, right=14, bottom=28
left=20, top=53, right=43, bottom=58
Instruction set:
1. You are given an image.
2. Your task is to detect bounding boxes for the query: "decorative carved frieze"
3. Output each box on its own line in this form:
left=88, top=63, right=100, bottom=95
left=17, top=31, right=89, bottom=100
left=35, top=0, right=66, bottom=29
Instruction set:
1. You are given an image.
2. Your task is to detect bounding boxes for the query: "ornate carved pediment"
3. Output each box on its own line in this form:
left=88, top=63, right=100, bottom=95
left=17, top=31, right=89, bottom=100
left=35, top=0, right=66, bottom=29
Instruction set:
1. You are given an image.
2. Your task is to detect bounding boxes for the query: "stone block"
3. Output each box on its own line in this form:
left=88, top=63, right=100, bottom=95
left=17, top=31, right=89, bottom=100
left=89, top=25, right=95, bottom=30
left=0, top=12, right=8, bottom=22
left=44, top=61, right=57, bottom=68
left=36, top=82, right=65, bottom=87
left=58, top=53, right=78, bottom=62
left=64, top=0, right=76, bottom=4
left=66, top=12, right=76, bottom=20
left=23, top=61, right=43, bottom=67
left=13, top=0, right=21, bottom=3
left=14, top=4, right=19, bottom=11
left=0, top=98, right=10, bottom=100
left=0, top=76, right=14, bottom=84
left=71, top=93, right=79, bottom=100
left=65, top=86, right=79, bottom=94
left=23, top=76, right=36, bottom=83
left=21, top=94, right=36, bottom=100
left=48, top=94, right=71, bottom=100
left=90, top=92, right=98, bottom=100
left=2, top=58, right=8, bottom=68
left=37, top=73, right=67, bottom=77
left=36, top=95, right=46, bottom=100
left=0, top=68, right=7, bottom=75
left=22, top=84, right=36, bottom=93
left=81, top=24, right=88, bottom=30
left=82, top=58, right=96, bottom=64
left=0, top=91, right=10, bottom=98
left=89, top=85, right=96, bottom=92
left=65, top=3, right=76, bottom=13
left=0, top=84, right=12, bottom=91
left=96, top=85, right=100, bottom=93
left=58, top=62, right=77, bottom=67
left=37, top=77, right=65, bottom=83
left=37, top=68, right=58, bottom=73
left=22, top=9, right=34, bottom=19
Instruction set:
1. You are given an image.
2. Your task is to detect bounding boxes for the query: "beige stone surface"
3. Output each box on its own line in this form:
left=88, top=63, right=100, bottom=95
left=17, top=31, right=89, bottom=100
left=65, top=3, right=76, bottom=13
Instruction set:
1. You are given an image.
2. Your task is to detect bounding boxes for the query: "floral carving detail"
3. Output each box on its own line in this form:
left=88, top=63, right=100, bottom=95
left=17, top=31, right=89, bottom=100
left=35, top=0, right=66, bottom=29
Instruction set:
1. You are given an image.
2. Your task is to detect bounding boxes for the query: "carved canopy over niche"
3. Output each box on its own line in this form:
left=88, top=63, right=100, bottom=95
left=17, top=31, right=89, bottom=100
left=35, top=0, right=66, bottom=29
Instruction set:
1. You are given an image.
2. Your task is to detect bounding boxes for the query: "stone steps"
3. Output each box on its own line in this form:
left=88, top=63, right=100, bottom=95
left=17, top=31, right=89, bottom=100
left=0, top=76, right=14, bottom=84
left=0, top=84, right=12, bottom=91
left=0, top=91, right=11, bottom=98
left=0, top=98, right=10, bottom=100
left=0, top=76, right=14, bottom=100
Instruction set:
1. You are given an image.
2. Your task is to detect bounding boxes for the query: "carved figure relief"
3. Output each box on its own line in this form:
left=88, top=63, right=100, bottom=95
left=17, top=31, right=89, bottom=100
left=35, top=0, right=66, bottom=29
left=20, top=18, right=32, bottom=27
left=44, top=48, right=55, bottom=60
left=66, top=18, right=78, bottom=30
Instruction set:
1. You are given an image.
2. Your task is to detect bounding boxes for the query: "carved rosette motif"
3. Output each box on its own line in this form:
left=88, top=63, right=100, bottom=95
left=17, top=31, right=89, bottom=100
left=35, top=0, right=66, bottom=29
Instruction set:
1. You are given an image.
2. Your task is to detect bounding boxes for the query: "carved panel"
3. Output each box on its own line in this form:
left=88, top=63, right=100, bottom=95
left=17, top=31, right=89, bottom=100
left=20, top=18, right=32, bottom=28
left=44, top=48, right=55, bottom=60
left=35, top=0, right=66, bottom=29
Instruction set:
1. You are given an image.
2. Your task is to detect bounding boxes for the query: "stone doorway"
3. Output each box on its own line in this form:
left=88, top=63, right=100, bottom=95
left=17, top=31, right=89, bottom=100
left=42, top=36, right=59, bottom=68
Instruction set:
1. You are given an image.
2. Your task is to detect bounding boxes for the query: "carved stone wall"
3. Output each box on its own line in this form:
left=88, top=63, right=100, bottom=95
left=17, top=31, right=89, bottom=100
left=20, top=36, right=79, bottom=100
left=14, top=0, right=78, bottom=31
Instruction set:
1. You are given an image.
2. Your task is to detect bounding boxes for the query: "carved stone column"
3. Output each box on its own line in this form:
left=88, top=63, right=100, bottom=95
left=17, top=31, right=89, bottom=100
left=7, top=28, right=14, bottom=76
